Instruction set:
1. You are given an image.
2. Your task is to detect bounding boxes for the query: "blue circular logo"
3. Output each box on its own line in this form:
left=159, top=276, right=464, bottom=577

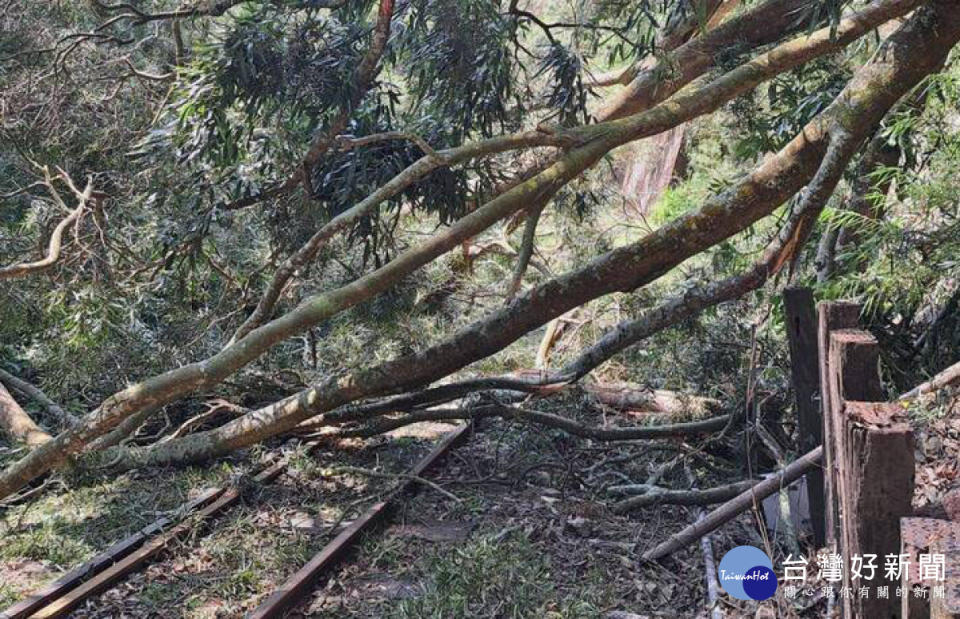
left=717, top=545, right=778, bottom=600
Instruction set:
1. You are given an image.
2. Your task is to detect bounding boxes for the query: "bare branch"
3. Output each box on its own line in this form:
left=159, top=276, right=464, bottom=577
left=611, top=478, right=761, bottom=512
left=0, top=168, right=92, bottom=280
left=0, top=382, right=52, bottom=447
left=0, top=368, right=79, bottom=427
left=333, top=132, right=437, bottom=157
left=641, top=447, right=823, bottom=560
left=899, top=360, right=960, bottom=401
left=323, top=465, right=461, bottom=503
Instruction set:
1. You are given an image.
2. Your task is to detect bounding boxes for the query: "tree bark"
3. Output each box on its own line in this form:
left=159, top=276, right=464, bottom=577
left=87, top=1, right=960, bottom=474
left=0, top=382, right=52, bottom=447
left=505, top=204, right=544, bottom=301
left=580, top=384, right=721, bottom=417
left=641, top=447, right=823, bottom=561
left=0, top=0, right=944, bottom=498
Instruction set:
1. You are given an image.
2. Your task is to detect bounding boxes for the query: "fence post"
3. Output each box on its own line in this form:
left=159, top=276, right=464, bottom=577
left=784, top=287, right=825, bottom=547
left=817, top=302, right=861, bottom=548
left=901, top=518, right=960, bottom=618
left=930, top=536, right=960, bottom=618
left=829, top=330, right=913, bottom=618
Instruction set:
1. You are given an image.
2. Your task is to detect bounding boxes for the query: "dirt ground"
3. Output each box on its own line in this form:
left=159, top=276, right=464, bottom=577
left=1, top=389, right=956, bottom=618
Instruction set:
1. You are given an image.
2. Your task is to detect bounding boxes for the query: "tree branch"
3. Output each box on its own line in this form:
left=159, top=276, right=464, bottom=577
left=0, top=0, right=946, bottom=498
left=90, top=0, right=349, bottom=23
left=221, top=0, right=394, bottom=212
left=611, top=478, right=761, bottom=512
left=563, top=126, right=865, bottom=380
left=0, top=168, right=92, bottom=280
left=0, top=382, right=52, bottom=447
left=0, top=369, right=79, bottom=427
left=587, top=0, right=727, bottom=87
left=641, top=447, right=822, bottom=560
left=505, top=204, right=544, bottom=301
left=899, top=360, right=960, bottom=401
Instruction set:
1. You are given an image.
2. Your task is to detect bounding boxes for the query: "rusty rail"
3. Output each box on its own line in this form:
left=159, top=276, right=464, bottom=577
left=2, top=423, right=471, bottom=618
left=249, top=421, right=473, bottom=619
left=0, top=487, right=224, bottom=619
left=0, top=447, right=301, bottom=618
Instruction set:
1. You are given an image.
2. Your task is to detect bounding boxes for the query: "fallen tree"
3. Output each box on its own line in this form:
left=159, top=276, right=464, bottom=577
left=67, top=0, right=960, bottom=476
left=1, top=0, right=957, bottom=499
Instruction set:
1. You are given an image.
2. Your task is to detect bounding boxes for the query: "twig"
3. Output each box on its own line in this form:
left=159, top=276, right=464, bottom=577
left=333, top=132, right=437, bottom=157
left=0, top=478, right=63, bottom=510
left=642, top=447, right=822, bottom=561
left=324, top=465, right=461, bottom=503
left=612, top=478, right=759, bottom=512
left=754, top=422, right=801, bottom=556
left=685, top=466, right=724, bottom=619
left=162, top=398, right=248, bottom=442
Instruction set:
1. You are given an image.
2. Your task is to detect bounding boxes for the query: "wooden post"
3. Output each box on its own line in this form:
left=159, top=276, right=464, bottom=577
left=784, top=287, right=825, bottom=547
left=828, top=328, right=881, bottom=618
left=841, top=401, right=914, bottom=618
left=930, top=537, right=960, bottom=618
left=817, top=302, right=861, bottom=548
left=829, top=330, right=913, bottom=618
left=900, top=518, right=960, bottom=618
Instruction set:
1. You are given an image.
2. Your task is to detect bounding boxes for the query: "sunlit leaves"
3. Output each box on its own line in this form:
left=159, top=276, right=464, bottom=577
left=729, top=57, right=850, bottom=159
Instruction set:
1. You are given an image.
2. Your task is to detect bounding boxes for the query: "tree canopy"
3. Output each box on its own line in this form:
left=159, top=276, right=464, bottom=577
left=1, top=0, right=958, bottom=519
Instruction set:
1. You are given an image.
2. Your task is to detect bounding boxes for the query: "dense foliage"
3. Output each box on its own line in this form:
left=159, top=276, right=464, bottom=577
left=0, top=0, right=956, bottom=450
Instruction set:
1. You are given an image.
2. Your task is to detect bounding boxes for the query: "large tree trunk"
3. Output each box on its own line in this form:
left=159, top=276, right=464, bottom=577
left=0, top=0, right=939, bottom=497
left=561, top=161, right=831, bottom=380
left=97, top=0, right=960, bottom=472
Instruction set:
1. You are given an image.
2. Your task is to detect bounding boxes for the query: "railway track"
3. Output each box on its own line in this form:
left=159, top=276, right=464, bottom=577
left=1, top=422, right=472, bottom=618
